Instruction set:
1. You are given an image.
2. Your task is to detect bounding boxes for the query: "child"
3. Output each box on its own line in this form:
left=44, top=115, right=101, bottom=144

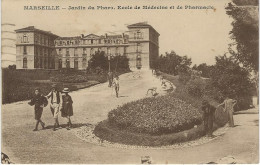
left=61, top=88, right=73, bottom=130
left=28, top=88, right=48, bottom=131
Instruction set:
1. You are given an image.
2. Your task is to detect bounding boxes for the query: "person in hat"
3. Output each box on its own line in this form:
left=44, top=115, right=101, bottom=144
left=217, top=96, right=237, bottom=127
left=28, top=88, right=48, bottom=131
left=61, top=88, right=73, bottom=130
left=46, top=84, right=63, bottom=131
left=201, top=100, right=215, bottom=137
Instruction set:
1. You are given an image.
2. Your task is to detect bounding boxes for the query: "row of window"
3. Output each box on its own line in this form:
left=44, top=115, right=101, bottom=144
left=55, top=38, right=128, bottom=46
left=58, top=47, right=126, bottom=55
left=22, top=57, right=54, bottom=69
left=58, top=58, right=87, bottom=69
left=22, top=46, right=53, bottom=57
left=21, top=33, right=54, bottom=46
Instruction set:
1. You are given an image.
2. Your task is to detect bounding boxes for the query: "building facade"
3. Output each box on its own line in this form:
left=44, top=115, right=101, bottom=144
left=15, top=26, right=59, bottom=69
left=15, top=22, right=159, bottom=70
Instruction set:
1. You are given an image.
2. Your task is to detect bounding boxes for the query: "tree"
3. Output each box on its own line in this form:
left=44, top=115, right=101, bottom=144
left=226, top=0, right=259, bottom=104
left=156, top=51, right=192, bottom=75
left=226, top=0, right=258, bottom=72
left=87, top=51, right=130, bottom=73
left=209, top=55, right=253, bottom=110
left=193, top=63, right=214, bottom=78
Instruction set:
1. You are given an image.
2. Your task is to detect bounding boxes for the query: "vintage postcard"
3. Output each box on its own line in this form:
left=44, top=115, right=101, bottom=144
left=1, top=0, right=259, bottom=164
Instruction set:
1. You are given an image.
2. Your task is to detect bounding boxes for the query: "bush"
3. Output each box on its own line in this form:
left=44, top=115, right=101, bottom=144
left=186, top=78, right=206, bottom=98
left=178, top=72, right=191, bottom=84
left=106, top=94, right=202, bottom=135
left=50, top=74, right=88, bottom=83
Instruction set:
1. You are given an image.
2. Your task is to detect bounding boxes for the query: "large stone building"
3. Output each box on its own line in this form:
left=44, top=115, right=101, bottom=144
left=15, top=26, right=59, bottom=69
left=15, top=22, right=159, bottom=70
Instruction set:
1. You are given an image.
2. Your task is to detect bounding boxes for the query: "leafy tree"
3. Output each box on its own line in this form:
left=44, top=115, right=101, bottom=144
left=156, top=51, right=192, bottom=75
left=226, top=0, right=259, bottom=103
left=193, top=63, right=214, bottom=78
left=226, top=0, right=258, bottom=71
left=209, top=55, right=253, bottom=110
left=87, top=51, right=130, bottom=73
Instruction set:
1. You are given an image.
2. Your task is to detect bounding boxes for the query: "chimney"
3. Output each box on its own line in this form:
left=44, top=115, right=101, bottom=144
left=81, top=34, right=84, bottom=38
left=105, top=33, right=108, bottom=38
left=122, top=33, right=125, bottom=38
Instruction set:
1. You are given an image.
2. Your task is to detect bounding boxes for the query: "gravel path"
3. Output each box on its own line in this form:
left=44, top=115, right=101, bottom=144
left=75, top=123, right=230, bottom=150
left=2, top=70, right=259, bottom=164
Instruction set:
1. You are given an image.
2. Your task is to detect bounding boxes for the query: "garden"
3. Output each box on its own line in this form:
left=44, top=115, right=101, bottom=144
left=93, top=71, right=230, bottom=146
left=93, top=46, right=255, bottom=146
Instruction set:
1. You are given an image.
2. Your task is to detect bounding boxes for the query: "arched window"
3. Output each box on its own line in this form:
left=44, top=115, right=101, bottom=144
left=23, top=57, right=27, bottom=68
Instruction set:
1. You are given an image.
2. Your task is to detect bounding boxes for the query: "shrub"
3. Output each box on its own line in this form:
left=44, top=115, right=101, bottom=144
left=50, top=74, right=88, bottom=83
left=107, top=94, right=202, bottom=135
left=186, top=78, right=206, bottom=98
left=178, top=72, right=191, bottom=84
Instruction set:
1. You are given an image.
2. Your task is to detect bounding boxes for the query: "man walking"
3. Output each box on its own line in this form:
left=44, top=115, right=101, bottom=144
left=46, top=84, right=63, bottom=131
left=113, top=75, right=120, bottom=98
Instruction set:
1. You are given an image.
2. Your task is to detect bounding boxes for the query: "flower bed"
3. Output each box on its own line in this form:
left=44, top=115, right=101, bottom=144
left=108, top=94, right=202, bottom=135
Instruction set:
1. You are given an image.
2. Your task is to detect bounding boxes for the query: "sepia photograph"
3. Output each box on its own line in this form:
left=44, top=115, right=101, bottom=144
left=1, top=0, right=259, bottom=164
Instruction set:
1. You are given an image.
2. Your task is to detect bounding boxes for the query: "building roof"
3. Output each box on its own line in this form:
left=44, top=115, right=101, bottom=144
left=127, top=22, right=160, bottom=35
left=15, top=26, right=59, bottom=37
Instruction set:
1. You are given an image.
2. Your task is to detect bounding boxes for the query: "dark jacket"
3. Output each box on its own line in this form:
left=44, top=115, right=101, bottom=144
left=28, top=94, right=48, bottom=109
left=61, top=95, right=73, bottom=117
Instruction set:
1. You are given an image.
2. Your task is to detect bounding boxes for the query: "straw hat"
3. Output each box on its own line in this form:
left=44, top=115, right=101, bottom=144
left=62, top=88, right=70, bottom=93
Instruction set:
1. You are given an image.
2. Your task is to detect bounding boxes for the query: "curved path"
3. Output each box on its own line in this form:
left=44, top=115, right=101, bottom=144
left=2, top=70, right=259, bottom=164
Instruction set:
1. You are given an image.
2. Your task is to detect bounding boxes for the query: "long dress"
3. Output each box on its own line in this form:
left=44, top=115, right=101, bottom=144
left=224, top=99, right=236, bottom=127
left=61, top=95, right=73, bottom=117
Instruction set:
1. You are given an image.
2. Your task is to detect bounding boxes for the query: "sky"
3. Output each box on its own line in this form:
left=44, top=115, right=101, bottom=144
left=2, top=0, right=234, bottom=65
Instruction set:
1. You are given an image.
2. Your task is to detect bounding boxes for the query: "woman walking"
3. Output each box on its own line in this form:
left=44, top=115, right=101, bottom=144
left=218, top=96, right=237, bottom=127
left=61, top=88, right=74, bottom=130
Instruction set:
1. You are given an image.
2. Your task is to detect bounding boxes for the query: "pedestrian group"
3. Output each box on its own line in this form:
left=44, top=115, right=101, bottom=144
left=28, top=84, right=74, bottom=131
